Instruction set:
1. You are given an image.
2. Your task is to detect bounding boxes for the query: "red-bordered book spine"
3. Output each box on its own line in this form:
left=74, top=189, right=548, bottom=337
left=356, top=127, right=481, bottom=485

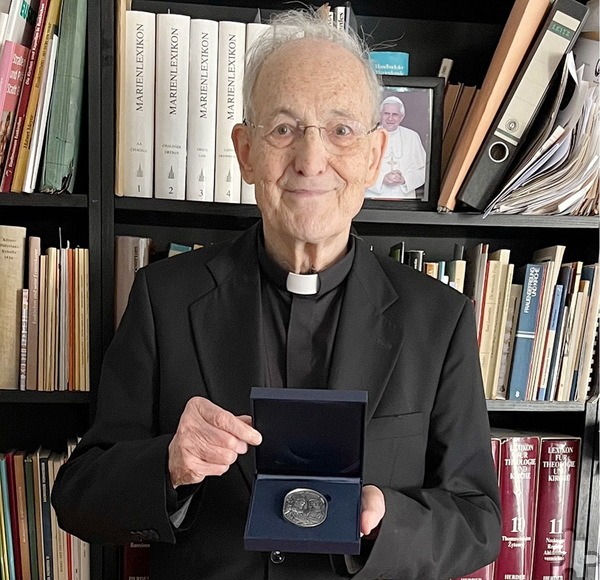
left=532, top=436, right=581, bottom=580
left=494, top=434, right=540, bottom=580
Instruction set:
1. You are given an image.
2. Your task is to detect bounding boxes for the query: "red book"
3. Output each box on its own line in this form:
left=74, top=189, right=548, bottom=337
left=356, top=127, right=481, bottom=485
left=452, top=437, right=501, bottom=580
left=532, top=437, right=581, bottom=580
left=122, top=542, right=150, bottom=580
left=0, top=41, right=30, bottom=179
left=0, top=0, right=48, bottom=192
left=494, top=434, right=540, bottom=580
left=5, top=451, right=23, bottom=580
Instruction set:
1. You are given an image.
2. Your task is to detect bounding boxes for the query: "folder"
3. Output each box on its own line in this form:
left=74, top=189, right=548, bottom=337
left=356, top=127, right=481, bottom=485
left=456, top=0, right=588, bottom=212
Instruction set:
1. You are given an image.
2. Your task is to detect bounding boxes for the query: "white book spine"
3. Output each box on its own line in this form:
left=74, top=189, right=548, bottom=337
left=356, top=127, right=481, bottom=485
left=240, top=22, right=271, bottom=206
left=123, top=10, right=155, bottom=198
left=186, top=18, right=218, bottom=202
left=154, top=13, right=190, bottom=200
left=214, top=20, right=245, bottom=203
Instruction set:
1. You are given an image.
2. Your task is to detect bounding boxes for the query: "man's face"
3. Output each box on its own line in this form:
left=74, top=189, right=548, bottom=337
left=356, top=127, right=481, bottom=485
left=233, top=39, right=386, bottom=247
left=381, top=103, right=404, bottom=132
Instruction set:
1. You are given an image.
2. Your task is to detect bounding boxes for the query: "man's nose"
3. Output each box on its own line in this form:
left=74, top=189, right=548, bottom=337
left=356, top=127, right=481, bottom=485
left=293, top=126, right=329, bottom=176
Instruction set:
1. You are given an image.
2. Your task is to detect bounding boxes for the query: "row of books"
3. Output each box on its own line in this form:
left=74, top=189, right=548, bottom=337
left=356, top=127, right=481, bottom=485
left=0, top=444, right=90, bottom=580
left=0, top=225, right=90, bottom=392
left=454, top=432, right=581, bottom=580
left=116, top=4, right=355, bottom=203
left=389, top=241, right=599, bottom=402
left=437, top=0, right=597, bottom=216
left=0, top=0, right=87, bottom=195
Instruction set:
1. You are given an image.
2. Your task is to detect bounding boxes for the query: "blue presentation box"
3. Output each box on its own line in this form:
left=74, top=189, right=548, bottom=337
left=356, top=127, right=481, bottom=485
left=244, top=387, right=367, bottom=555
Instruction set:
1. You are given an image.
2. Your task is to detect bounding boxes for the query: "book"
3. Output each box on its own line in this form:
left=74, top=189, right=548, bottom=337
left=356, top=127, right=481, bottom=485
left=40, top=0, right=88, bottom=193
left=18, top=288, right=28, bottom=390
left=122, top=542, right=150, bottom=580
left=153, top=12, right=190, bottom=200
left=11, top=451, right=30, bottom=580
left=114, top=235, right=152, bottom=329
left=22, top=30, right=57, bottom=193
left=214, top=20, right=245, bottom=203
left=532, top=436, right=580, bottom=580
left=23, top=454, right=39, bottom=580
left=437, top=0, right=552, bottom=212
left=121, top=10, right=155, bottom=198
left=442, top=83, right=462, bottom=138
left=0, top=224, right=27, bottom=390
left=536, top=283, right=564, bottom=401
left=36, top=254, right=46, bottom=391
left=405, top=249, right=424, bottom=271
left=240, top=21, right=271, bottom=205
left=0, top=454, right=16, bottom=580
left=388, top=241, right=405, bottom=263
left=495, top=283, right=523, bottom=399
left=11, top=0, right=61, bottom=193
left=35, top=449, right=52, bottom=580
left=368, top=51, right=409, bottom=76
left=0, top=41, right=30, bottom=174
left=0, top=0, right=49, bottom=192
left=507, top=263, right=549, bottom=400
left=494, top=433, right=540, bottom=580
left=456, top=0, right=589, bottom=212
left=186, top=18, right=218, bottom=202
left=437, top=57, right=453, bottom=86
left=463, top=243, right=489, bottom=335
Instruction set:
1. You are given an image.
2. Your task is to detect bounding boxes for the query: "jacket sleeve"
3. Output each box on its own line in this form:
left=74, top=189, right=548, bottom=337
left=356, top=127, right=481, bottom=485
left=350, top=301, right=501, bottom=579
left=51, top=268, right=197, bottom=545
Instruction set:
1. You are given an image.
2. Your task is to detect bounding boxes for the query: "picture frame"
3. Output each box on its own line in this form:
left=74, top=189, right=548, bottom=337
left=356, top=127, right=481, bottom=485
left=364, top=76, right=444, bottom=212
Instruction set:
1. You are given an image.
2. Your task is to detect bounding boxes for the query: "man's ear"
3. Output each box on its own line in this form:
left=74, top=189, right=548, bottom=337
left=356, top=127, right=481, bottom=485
left=365, top=128, right=387, bottom=188
left=232, top=124, right=255, bottom=184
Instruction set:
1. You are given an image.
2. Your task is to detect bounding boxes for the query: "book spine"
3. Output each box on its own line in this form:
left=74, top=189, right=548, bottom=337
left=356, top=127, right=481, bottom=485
left=186, top=18, right=218, bottom=202
left=25, top=236, right=40, bottom=391
left=23, top=455, right=39, bottom=580
left=537, top=284, right=564, bottom=401
left=153, top=13, right=190, bottom=200
left=122, top=11, right=155, bottom=198
left=122, top=542, right=150, bottom=580
left=11, top=0, right=62, bottom=193
left=495, top=435, right=539, bottom=580
left=19, top=288, right=29, bottom=390
left=1, top=0, right=49, bottom=192
left=0, top=225, right=27, bottom=390
left=507, top=264, right=545, bottom=400
left=479, top=259, right=502, bottom=398
left=0, top=457, right=16, bottom=580
left=532, top=438, right=580, bottom=580
left=214, top=21, right=245, bottom=203
left=13, top=453, right=31, bottom=580
left=37, top=454, right=52, bottom=580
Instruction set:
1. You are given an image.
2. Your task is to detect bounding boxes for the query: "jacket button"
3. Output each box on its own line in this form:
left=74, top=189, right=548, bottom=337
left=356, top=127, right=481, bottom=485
left=270, top=551, right=285, bottom=564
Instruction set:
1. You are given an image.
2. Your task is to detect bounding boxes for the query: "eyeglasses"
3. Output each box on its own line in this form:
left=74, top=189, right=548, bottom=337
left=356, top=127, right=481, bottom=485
left=243, top=116, right=379, bottom=156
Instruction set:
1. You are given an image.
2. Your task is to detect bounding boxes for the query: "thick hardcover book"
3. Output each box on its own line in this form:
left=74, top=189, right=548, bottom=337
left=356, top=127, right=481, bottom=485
left=122, top=10, right=155, bottom=198
left=0, top=0, right=48, bottom=192
left=456, top=0, right=589, bottom=212
left=186, top=18, right=218, bottom=202
left=40, top=0, right=88, bottom=193
left=495, top=434, right=540, bottom=580
left=532, top=436, right=580, bottom=580
left=0, top=224, right=27, bottom=390
left=214, top=20, right=245, bottom=203
left=12, top=451, right=31, bottom=580
left=5, top=452, right=22, bottom=580
left=23, top=454, right=39, bottom=580
left=507, top=263, right=548, bottom=400
left=122, top=542, right=150, bottom=580
left=154, top=12, right=190, bottom=200
left=0, top=454, right=16, bottom=580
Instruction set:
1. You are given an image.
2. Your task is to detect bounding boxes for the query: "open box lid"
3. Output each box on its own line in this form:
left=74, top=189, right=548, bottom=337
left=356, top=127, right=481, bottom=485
left=250, top=387, right=367, bottom=479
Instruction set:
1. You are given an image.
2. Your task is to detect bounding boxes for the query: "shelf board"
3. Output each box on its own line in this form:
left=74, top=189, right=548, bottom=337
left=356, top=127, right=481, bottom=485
left=0, top=390, right=90, bottom=404
left=114, top=197, right=599, bottom=229
left=0, top=193, right=88, bottom=208
left=486, top=400, right=585, bottom=412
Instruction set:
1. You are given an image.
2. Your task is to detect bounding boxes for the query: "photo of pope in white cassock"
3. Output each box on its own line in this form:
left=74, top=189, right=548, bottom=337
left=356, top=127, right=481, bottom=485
left=366, top=92, right=429, bottom=200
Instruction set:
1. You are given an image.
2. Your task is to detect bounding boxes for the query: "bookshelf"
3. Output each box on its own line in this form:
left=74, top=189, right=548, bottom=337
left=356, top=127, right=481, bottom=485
left=0, top=0, right=597, bottom=578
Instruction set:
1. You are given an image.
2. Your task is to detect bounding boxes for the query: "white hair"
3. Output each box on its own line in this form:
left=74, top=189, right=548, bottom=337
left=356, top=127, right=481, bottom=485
left=243, top=9, right=381, bottom=126
left=380, top=96, right=405, bottom=116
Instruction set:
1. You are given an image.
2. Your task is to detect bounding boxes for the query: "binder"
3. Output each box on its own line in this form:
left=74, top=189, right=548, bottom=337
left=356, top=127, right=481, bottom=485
left=456, top=0, right=588, bottom=212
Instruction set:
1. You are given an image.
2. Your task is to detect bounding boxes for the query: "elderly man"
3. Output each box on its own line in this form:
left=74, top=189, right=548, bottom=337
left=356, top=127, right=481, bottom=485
left=52, top=9, right=500, bottom=580
left=366, top=96, right=427, bottom=199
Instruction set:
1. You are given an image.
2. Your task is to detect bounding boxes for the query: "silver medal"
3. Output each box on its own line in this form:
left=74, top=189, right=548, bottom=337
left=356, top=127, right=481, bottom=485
left=282, top=488, right=328, bottom=527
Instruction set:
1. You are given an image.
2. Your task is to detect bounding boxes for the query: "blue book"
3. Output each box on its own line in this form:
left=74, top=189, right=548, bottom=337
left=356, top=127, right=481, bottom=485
left=537, top=284, right=563, bottom=401
left=545, top=265, right=574, bottom=400
left=369, top=51, right=409, bottom=76
left=0, top=454, right=16, bottom=580
left=507, top=263, right=547, bottom=400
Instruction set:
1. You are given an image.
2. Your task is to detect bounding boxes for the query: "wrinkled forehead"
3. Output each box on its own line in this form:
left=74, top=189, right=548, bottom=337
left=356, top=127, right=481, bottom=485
left=252, top=38, right=372, bottom=122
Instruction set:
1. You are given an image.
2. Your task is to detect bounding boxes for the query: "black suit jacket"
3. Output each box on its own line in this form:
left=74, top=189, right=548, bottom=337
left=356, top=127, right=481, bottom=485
left=52, top=222, right=500, bottom=579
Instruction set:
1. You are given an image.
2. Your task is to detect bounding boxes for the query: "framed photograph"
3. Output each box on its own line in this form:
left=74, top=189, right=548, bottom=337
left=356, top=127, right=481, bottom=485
left=364, top=76, right=444, bottom=211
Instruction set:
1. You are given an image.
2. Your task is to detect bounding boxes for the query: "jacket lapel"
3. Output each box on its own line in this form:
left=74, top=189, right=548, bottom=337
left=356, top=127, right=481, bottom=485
left=329, top=241, right=404, bottom=422
left=189, top=224, right=264, bottom=489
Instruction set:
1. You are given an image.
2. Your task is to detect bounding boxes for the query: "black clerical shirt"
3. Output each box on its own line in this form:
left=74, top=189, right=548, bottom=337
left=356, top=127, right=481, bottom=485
left=256, top=234, right=355, bottom=390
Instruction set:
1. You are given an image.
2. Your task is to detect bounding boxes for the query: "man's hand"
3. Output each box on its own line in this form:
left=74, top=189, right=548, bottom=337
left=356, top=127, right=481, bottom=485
left=382, top=170, right=405, bottom=186
left=168, top=397, right=262, bottom=488
left=360, top=485, right=386, bottom=537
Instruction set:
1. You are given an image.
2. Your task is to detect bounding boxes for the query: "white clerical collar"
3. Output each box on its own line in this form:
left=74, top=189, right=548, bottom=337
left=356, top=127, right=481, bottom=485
left=286, top=271, right=320, bottom=295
